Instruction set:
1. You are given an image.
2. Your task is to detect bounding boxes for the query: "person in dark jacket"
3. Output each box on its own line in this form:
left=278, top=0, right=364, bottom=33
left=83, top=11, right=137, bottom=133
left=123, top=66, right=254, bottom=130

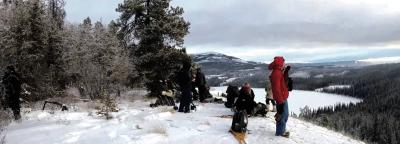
left=177, top=62, right=193, bottom=113
left=234, top=83, right=257, bottom=115
left=195, top=68, right=207, bottom=102
left=2, top=66, right=22, bottom=120
left=224, top=85, right=239, bottom=108
left=269, top=56, right=290, bottom=137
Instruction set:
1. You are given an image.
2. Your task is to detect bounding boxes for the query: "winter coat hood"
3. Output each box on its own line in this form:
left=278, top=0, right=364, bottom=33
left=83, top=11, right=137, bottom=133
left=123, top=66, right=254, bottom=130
left=268, top=56, right=285, bottom=70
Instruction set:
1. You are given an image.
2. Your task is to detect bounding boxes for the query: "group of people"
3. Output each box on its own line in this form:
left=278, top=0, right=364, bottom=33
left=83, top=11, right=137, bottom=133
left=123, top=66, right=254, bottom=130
left=3, top=56, right=292, bottom=138
left=232, top=56, right=291, bottom=137
left=182, top=56, right=292, bottom=138
left=175, top=62, right=211, bottom=113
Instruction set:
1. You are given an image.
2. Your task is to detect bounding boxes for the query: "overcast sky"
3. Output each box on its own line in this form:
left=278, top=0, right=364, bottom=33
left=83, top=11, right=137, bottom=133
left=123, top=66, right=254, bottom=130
left=65, top=0, right=400, bottom=63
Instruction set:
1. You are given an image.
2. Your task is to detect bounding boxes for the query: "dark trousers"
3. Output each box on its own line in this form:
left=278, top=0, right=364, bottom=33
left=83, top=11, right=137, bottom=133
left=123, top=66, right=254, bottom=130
left=179, top=86, right=192, bottom=113
left=198, top=85, right=207, bottom=101
left=11, top=106, right=21, bottom=120
left=276, top=100, right=289, bottom=136
left=8, top=97, right=21, bottom=120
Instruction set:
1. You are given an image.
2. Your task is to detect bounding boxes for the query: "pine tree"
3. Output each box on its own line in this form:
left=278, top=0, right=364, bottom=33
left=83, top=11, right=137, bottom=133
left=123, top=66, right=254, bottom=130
left=45, top=0, right=66, bottom=90
left=0, top=0, right=48, bottom=100
left=116, top=0, right=191, bottom=95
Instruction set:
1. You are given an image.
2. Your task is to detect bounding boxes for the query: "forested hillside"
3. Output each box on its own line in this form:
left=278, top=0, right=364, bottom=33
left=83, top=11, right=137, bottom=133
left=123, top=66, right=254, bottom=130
left=298, top=63, right=400, bottom=144
left=0, top=0, right=191, bottom=100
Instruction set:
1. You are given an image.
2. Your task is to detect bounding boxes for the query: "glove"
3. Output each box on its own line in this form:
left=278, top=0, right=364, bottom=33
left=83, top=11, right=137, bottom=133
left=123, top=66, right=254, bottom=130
left=276, top=103, right=284, bottom=114
left=274, top=113, right=281, bottom=122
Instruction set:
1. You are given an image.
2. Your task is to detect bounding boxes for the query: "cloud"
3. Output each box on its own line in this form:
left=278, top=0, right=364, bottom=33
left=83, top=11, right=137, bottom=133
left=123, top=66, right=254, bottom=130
left=64, top=0, right=122, bottom=24
left=172, top=0, right=400, bottom=48
left=64, top=0, right=400, bottom=62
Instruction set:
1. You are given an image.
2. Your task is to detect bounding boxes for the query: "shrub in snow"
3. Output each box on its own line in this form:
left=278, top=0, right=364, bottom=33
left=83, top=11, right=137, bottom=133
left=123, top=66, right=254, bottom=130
left=0, top=110, right=11, bottom=144
left=66, top=87, right=81, bottom=98
left=96, top=90, right=118, bottom=120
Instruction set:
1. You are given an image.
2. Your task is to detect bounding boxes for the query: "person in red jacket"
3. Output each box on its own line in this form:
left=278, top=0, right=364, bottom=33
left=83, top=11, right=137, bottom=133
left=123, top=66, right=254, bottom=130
left=268, top=56, right=290, bottom=138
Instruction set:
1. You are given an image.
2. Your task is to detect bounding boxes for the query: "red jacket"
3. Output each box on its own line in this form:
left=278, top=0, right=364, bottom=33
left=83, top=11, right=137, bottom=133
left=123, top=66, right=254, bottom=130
left=268, top=56, right=289, bottom=104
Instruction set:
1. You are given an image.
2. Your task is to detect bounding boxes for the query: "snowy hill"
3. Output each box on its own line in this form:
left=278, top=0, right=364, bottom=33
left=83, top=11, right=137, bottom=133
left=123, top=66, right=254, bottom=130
left=191, top=52, right=257, bottom=65
left=4, top=98, right=364, bottom=144
left=190, top=52, right=263, bottom=76
left=190, top=52, right=361, bottom=87
left=191, top=52, right=400, bottom=87
left=191, top=52, right=266, bottom=86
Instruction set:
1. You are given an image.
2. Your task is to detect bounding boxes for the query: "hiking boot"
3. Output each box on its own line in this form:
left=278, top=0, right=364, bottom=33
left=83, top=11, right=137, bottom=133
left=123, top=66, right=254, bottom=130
left=281, top=132, right=290, bottom=138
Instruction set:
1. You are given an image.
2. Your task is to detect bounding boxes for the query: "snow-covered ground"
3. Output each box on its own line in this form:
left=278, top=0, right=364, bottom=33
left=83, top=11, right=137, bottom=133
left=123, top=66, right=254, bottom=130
left=4, top=98, right=364, bottom=144
left=211, top=87, right=362, bottom=115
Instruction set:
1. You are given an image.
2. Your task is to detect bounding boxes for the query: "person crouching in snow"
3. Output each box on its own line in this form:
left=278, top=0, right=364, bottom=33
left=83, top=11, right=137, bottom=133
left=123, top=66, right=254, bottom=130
left=234, top=83, right=257, bottom=115
left=176, top=62, right=193, bottom=113
left=265, top=83, right=277, bottom=112
left=269, top=56, right=290, bottom=138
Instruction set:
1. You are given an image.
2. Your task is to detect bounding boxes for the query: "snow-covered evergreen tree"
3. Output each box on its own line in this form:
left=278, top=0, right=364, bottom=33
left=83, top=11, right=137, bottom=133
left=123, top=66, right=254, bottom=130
left=116, top=0, right=191, bottom=96
left=45, top=0, right=66, bottom=92
left=62, top=17, right=134, bottom=99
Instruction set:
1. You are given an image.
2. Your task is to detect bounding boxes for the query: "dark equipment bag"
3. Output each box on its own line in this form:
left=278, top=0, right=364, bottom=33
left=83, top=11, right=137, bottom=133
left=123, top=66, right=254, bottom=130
left=287, top=77, right=293, bottom=91
left=231, top=110, right=248, bottom=133
left=253, top=102, right=268, bottom=117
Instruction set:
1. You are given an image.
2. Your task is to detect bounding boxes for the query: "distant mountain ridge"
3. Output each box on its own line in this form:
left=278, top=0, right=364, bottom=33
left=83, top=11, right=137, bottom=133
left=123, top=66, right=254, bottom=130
left=191, top=52, right=266, bottom=87
left=190, top=52, right=399, bottom=87
left=191, top=52, right=259, bottom=65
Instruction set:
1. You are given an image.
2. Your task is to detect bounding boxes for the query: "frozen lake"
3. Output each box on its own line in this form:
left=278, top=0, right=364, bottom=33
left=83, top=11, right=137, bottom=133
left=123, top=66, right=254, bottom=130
left=210, top=87, right=362, bottom=115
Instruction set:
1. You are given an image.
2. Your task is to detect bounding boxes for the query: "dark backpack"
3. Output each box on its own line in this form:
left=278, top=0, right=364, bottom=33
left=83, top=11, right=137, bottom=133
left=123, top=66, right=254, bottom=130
left=231, top=110, right=248, bottom=133
left=287, top=77, right=293, bottom=91
left=225, top=85, right=239, bottom=108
